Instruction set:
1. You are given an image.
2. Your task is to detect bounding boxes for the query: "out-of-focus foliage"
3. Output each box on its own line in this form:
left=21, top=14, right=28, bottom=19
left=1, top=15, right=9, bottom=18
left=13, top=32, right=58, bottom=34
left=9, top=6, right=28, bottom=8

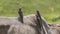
left=0, top=0, right=60, bottom=24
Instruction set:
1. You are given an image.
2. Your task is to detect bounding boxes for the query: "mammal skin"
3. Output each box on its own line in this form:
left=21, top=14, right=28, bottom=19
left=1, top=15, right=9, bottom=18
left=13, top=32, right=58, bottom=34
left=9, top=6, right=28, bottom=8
left=0, top=8, right=60, bottom=34
left=7, top=23, right=40, bottom=34
left=0, top=25, right=10, bottom=34
left=7, top=10, right=41, bottom=34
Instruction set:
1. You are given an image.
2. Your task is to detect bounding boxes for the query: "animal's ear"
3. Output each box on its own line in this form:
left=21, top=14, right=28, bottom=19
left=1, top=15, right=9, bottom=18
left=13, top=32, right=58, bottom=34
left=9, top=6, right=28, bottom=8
left=36, top=10, right=42, bottom=28
left=18, top=8, right=24, bottom=23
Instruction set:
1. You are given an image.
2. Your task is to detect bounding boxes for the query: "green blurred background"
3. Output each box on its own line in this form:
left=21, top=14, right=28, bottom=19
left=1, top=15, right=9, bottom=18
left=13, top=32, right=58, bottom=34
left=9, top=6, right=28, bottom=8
left=0, top=0, right=60, bottom=24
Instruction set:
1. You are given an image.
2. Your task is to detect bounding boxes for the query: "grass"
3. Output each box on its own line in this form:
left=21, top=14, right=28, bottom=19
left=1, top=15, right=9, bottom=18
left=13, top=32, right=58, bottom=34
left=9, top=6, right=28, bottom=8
left=0, top=0, right=60, bottom=24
